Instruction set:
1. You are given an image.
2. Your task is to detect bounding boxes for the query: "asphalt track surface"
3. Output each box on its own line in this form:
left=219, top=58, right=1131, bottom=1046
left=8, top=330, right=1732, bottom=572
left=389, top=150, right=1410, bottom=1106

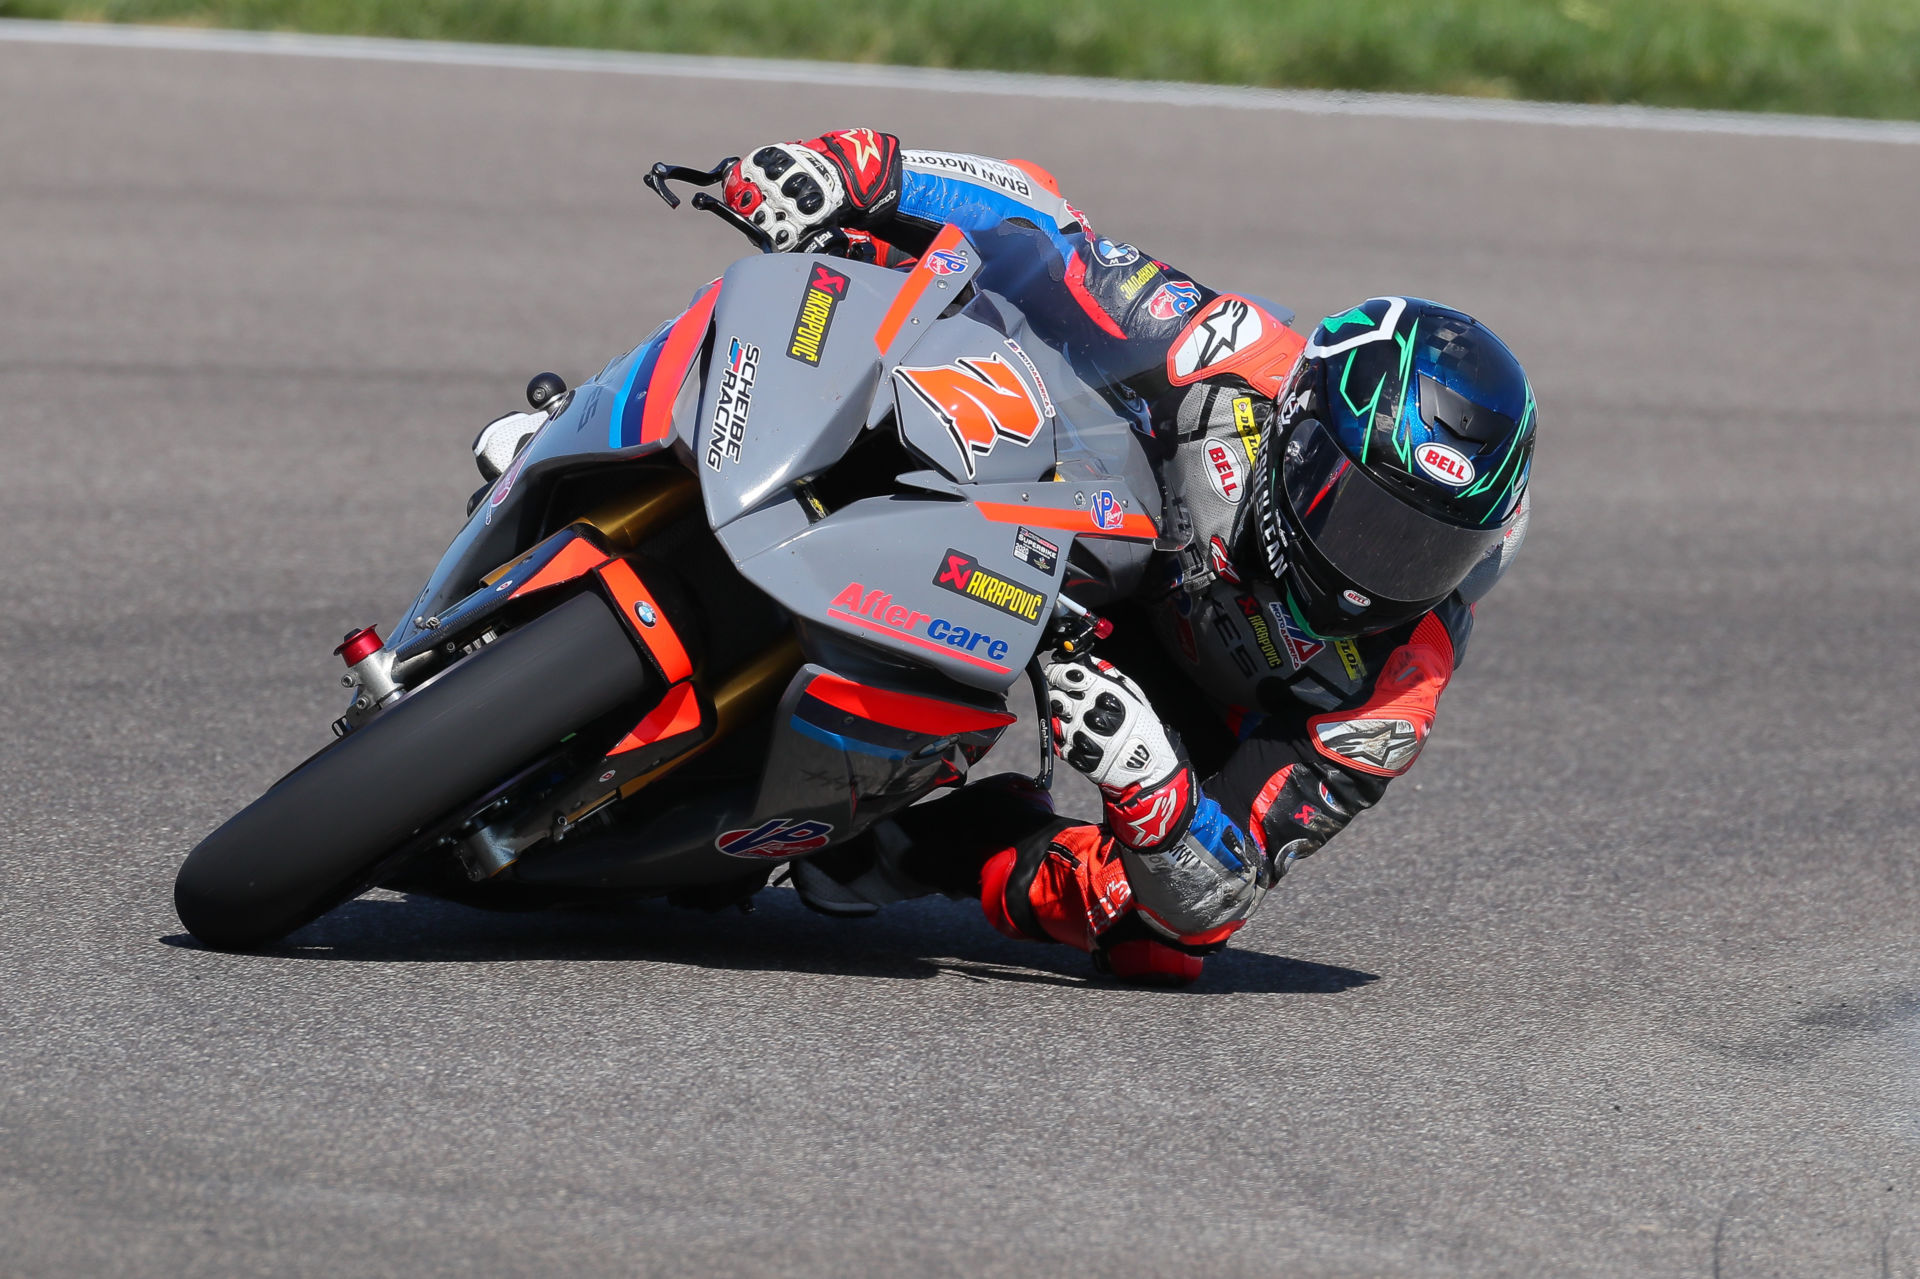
left=3, top=29, right=1918, bottom=1279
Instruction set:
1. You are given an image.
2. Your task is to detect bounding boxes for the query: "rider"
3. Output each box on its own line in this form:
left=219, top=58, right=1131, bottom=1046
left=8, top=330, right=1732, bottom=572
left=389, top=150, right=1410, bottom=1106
left=478, top=130, right=1536, bottom=986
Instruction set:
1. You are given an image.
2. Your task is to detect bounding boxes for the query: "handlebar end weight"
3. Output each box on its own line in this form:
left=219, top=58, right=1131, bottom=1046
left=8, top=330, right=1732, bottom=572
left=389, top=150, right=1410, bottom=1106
left=526, top=372, right=567, bottom=410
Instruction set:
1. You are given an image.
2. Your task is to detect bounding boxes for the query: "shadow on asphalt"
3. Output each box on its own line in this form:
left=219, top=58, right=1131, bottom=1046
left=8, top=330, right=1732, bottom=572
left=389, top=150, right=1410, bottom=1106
left=159, top=891, right=1378, bottom=997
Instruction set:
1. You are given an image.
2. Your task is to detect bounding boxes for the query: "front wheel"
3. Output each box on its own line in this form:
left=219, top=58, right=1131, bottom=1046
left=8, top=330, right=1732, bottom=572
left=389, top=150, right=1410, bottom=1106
left=174, top=593, right=656, bottom=949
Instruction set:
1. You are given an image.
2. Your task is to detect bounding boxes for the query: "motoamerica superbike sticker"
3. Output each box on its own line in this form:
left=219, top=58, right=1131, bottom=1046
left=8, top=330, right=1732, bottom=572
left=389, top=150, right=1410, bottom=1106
left=715, top=817, right=834, bottom=859
left=705, top=338, right=758, bottom=470
left=1013, top=527, right=1059, bottom=575
left=786, top=264, right=848, bottom=365
left=932, top=549, right=1046, bottom=624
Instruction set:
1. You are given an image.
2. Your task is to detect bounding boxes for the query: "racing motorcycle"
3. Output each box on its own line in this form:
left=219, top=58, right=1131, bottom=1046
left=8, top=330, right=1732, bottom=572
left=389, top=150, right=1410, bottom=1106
left=173, top=160, right=1280, bottom=949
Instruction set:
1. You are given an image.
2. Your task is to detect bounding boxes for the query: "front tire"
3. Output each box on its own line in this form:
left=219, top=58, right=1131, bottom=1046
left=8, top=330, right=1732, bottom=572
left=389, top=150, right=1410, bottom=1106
left=174, top=593, right=656, bottom=949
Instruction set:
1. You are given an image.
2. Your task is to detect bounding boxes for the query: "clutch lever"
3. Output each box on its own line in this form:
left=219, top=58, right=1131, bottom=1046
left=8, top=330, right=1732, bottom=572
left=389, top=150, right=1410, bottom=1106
left=644, top=159, right=776, bottom=254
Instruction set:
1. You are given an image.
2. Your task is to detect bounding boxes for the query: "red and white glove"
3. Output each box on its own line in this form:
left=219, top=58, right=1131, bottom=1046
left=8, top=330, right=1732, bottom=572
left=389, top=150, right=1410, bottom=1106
left=1043, top=654, right=1196, bottom=852
left=722, top=129, right=902, bottom=252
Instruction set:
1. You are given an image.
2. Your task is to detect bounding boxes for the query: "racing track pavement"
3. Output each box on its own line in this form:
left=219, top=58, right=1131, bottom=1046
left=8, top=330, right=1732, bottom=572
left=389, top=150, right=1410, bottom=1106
left=2, top=30, right=1918, bottom=1279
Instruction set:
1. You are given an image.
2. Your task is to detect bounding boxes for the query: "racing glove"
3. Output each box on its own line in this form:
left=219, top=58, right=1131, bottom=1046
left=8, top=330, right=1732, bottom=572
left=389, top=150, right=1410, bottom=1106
left=1042, top=653, right=1196, bottom=852
left=721, top=128, right=902, bottom=252
left=1043, top=652, right=1268, bottom=942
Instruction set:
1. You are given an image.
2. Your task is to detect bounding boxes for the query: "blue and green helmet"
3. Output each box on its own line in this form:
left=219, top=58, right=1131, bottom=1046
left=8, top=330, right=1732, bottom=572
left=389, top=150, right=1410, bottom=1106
left=1255, top=297, right=1536, bottom=638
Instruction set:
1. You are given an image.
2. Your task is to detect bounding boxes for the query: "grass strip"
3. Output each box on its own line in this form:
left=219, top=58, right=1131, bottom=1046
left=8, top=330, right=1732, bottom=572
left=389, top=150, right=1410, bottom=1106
left=6, top=0, right=1919, bottom=121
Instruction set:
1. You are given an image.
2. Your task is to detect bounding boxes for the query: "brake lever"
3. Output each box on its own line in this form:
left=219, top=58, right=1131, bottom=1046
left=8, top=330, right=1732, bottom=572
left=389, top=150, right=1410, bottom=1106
left=644, top=159, right=777, bottom=254
left=644, top=159, right=733, bottom=209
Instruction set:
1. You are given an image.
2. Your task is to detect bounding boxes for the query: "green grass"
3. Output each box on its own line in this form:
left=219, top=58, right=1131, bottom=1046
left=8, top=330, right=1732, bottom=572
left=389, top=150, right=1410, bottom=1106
left=8, top=0, right=1920, bottom=121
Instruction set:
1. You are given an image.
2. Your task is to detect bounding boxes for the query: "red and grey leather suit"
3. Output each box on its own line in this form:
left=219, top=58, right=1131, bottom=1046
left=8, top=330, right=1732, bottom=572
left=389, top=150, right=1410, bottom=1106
left=751, top=131, right=1528, bottom=980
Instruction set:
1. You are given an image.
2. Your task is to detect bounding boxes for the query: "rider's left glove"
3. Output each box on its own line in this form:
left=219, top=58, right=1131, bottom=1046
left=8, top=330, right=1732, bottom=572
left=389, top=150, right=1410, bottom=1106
left=1042, top=653, right=1197, bottom=853
left=721, top=129, right=902, bottom=252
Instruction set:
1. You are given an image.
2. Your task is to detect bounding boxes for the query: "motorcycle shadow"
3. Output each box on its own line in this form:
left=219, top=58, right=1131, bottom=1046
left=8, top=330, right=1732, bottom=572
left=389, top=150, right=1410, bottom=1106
left=162, top=890, right=1378, bottom=996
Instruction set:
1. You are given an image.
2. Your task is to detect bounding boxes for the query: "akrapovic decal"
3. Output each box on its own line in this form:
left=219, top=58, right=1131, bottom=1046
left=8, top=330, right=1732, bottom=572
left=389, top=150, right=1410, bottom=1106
left=932, top=550, right=1046, bottom=624
left=786, top=264, right=848, bottom=366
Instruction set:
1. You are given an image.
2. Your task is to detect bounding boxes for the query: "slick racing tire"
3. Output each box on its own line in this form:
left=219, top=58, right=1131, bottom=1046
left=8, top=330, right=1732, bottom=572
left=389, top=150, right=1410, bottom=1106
left=174, top=593, right=656, bottom=950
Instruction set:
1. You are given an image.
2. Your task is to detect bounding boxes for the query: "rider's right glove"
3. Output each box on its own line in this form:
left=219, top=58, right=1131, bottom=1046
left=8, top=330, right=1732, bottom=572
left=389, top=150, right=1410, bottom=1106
left=1042, top=654, right=1196, bottom=852
left=1044, top=653, right=1268, bottom=947
left=721, top=129, right=902, bottom=252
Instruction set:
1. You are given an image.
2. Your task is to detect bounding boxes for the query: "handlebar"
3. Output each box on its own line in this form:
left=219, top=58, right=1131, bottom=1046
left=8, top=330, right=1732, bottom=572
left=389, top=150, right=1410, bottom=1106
left=644, top=159, right=776, bottom=254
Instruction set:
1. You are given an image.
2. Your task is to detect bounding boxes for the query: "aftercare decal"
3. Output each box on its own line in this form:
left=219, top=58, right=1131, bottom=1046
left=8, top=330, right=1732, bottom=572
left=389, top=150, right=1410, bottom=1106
left=895, top=352, right=1045, bottom=479
left=1313, top=718, right=1422, bottom=774
left=1092, top=238, right=1140, bottom=267
left=1013, top=527, right=1060, bottom=575
left=1203, top=437, right=1245, bottom=504
left=1268, top=602, right=1326, bottom=668
left=829, top=582, right=1013, bottom=670
left=715, top=817, right=835, bottom=859
left=786, top=263, right=848, bottom=365
left=924, top=248, right=968, bottom=276
left=1147, top=279, right=1201, bottom=322
left=1415, top=441, right=1476, bottom=486
left=1172, top=297, right=1262, bottom=379
left=705, top=337, right=759, bottom=471
left=1235, top=594, right=1287, bottom=669
left=932, top=549, right=1047, bottom=624
left=1091, top=490, right=1126, bottom=532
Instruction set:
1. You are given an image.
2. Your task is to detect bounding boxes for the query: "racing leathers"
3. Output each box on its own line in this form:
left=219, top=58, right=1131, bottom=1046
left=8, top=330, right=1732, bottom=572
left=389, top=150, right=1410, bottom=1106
left=725, top=130, right=1529, bottom=983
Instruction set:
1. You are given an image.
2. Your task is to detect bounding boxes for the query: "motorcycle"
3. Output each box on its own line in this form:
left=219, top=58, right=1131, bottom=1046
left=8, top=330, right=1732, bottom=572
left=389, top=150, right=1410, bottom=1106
left=172, top=160, right=1235, bottom=949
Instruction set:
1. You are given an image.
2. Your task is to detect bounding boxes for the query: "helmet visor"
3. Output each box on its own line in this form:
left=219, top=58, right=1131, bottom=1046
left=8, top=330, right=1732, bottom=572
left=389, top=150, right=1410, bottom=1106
left=1278, top=417, right=1510, bottom=604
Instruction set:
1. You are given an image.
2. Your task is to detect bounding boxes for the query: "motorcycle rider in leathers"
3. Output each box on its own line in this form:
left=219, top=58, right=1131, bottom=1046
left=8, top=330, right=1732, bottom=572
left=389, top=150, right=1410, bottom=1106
left=477, top=129, right=1538, bottom=986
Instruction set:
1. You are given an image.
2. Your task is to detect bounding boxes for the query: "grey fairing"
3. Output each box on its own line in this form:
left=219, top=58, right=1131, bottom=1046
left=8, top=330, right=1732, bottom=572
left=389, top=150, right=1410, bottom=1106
left=384, top=299, right=710, bottom=651
left=699, top=244, right=1159, bottom=695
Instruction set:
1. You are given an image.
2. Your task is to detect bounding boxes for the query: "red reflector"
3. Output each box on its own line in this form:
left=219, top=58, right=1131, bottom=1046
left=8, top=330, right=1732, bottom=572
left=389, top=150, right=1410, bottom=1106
left=1092, top=617, right=1115, bottom=640
left=335, top=627, right=382, bottom=666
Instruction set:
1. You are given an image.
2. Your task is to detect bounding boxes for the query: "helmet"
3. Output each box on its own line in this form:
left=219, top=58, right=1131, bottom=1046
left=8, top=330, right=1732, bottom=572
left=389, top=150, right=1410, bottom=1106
left=1253, top=297, right=1535, bottom=638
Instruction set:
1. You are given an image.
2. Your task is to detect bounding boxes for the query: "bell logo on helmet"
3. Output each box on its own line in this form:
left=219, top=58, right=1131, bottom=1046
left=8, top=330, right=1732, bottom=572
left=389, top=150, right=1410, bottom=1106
left=1415, top=442, right=1476, bottom=487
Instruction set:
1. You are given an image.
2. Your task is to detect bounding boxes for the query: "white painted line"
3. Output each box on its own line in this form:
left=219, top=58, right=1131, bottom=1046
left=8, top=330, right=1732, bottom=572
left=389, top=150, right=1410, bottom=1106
left=6, top=17, right=1920, bottom=147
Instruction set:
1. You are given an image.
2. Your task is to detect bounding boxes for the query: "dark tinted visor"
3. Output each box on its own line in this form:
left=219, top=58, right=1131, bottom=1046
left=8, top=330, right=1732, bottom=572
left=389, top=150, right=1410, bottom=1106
left=1279, top=418, right=1509, bottom=603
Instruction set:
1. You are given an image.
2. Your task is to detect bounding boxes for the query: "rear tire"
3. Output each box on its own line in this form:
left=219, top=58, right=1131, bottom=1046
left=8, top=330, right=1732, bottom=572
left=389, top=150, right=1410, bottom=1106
left=174, top=593, right=656, bottom=949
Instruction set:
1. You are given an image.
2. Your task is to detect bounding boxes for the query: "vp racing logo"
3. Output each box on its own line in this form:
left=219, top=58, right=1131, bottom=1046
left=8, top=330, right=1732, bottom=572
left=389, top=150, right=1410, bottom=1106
left=895, top=352, right=1045, bottom=478
left=705, top=337, right=758, bottom=470
left=715, top=817, right=834, bottom=859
